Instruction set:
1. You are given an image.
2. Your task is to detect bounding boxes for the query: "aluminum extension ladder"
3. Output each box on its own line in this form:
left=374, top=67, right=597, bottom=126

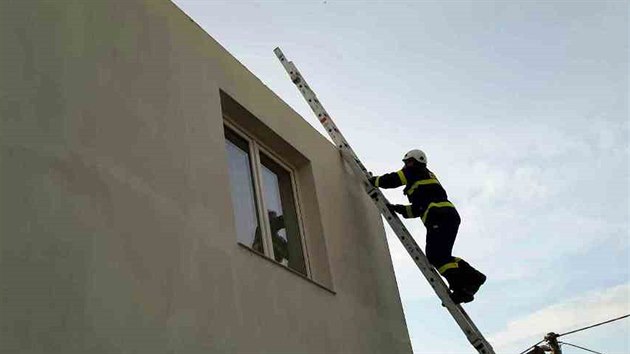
left=274, top=48, right=495, bottom=354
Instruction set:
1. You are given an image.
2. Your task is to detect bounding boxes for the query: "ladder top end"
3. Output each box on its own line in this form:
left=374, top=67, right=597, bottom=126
left=273, top=47, right=283, bottom=56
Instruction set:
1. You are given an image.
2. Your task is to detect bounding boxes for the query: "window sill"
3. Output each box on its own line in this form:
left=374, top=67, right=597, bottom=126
left=237, top=242, right=336, bottom=295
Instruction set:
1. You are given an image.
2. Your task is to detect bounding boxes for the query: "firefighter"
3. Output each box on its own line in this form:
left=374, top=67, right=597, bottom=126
left=369, top=149, right=486, bottom=303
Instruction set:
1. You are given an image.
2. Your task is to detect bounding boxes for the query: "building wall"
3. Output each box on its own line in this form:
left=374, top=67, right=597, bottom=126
left=0, top=1, right=412, bottom=353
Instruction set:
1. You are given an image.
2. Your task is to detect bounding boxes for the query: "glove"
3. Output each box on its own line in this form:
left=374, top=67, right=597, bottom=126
left=386, top=204, right=406, bottom=215
left=368, top=176, right=378, bottom=186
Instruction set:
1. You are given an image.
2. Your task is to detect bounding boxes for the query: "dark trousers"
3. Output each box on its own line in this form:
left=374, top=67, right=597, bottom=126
left=425, top=207, right=461, bottom=269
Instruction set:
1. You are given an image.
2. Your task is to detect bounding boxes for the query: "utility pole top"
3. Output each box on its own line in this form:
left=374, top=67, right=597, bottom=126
left=544, top=332, right=562, bottom=354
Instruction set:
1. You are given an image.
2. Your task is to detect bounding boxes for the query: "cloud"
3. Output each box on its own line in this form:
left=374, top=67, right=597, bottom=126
left=490, top=283, right=630, bottom=352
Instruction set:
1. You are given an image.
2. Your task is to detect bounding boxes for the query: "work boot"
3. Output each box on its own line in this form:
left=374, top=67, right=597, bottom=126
left=450, top=290, right=474, bottom=304
left=442, top=268, right=466, bottom=293
left=457, top=260, right=486, bottom=296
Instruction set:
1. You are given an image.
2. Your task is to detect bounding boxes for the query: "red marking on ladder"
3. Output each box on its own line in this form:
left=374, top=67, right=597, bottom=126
left=319, top=116, right=328, bottom=123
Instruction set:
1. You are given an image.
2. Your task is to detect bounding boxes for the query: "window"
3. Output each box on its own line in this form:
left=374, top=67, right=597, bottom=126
left=224, top=124, right=308, bottom=276
left=224, top=129, right=262, bottom=254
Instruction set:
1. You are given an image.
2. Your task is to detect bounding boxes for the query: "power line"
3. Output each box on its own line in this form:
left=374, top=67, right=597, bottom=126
left=559, top=314, right=629, bottom=337
left=516, top=314, right=629, bottom=354
left=558, top=341, right=604, bottom=354
left=517, top=340, right=544, bottom=354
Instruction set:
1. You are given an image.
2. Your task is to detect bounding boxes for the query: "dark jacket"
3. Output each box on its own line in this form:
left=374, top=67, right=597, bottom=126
left=374, top=164, right=456, bottom=223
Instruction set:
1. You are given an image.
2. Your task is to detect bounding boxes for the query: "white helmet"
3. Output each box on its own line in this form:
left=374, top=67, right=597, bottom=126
left=403, top=149, right=427, bottom=164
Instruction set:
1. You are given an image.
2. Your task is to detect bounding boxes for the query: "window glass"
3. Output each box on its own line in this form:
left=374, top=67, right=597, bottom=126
left=260, top=153, right=306, bottom=275
left=224, top=129, right=263, bottom=254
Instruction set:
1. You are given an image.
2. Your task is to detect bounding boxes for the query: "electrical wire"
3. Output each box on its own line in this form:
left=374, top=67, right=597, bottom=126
left=559, top=314, right=629, bottom=337
left=517, top=340, right=544, bottom=354
left=558, top=341, right=604, bottom=354
left=516, top=313, right=629, bottom=354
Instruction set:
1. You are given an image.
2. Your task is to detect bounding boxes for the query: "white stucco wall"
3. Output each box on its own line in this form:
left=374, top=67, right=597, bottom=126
left=0, top=1, right=412, bottom=353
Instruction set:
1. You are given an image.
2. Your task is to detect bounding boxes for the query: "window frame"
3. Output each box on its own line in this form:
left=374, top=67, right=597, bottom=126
left=223, top=118, right=311, bottom=278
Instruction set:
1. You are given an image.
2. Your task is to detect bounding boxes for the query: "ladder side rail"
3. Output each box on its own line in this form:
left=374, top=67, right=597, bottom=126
left=274, top=50, right=371, bottom=175
left=274, top=48, right=495, bottom=354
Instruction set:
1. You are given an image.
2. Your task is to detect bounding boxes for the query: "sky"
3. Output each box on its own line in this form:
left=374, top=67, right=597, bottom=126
left=172, top=1, right=628, bottom=353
